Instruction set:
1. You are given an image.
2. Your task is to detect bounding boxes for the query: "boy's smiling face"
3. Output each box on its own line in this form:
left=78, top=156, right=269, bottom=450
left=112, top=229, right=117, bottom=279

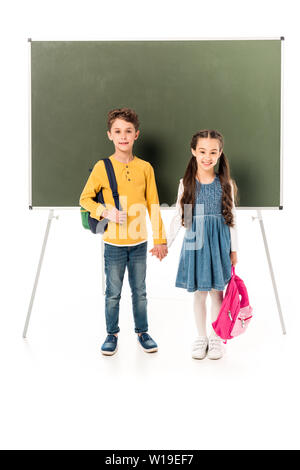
left=107, top=118, right=139, bottom=153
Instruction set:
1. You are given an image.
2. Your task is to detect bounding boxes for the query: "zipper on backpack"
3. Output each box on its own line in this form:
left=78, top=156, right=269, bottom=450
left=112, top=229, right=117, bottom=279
left=239, top=316, right=253, bottom=327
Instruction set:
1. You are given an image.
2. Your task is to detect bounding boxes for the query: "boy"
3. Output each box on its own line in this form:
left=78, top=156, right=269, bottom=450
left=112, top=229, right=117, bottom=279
left=79, top=108, right=168, bottom=356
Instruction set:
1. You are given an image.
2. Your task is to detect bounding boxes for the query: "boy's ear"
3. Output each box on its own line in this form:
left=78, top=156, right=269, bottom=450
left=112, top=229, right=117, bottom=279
left=107, top=130, right=113, bottom=141
left=134, top=130, right=140, bottom=140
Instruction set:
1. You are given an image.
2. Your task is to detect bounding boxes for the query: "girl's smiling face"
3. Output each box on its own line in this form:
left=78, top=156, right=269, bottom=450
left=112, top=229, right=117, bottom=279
left=191, top=137, right=222, bottom=172
left=107, top=118, right=139, bottom=152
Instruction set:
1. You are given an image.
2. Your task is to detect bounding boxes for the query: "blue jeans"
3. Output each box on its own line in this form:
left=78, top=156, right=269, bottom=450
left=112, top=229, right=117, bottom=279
left=104, top=242, right=148, bottom=334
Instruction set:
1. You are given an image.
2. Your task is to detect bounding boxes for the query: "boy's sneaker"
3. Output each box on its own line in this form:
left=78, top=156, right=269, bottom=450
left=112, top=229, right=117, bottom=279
left=101, top=334, right=118, bottom=356
left=137, top=333, right=158, bottom=353
left=192, top=336, right=208, bottom=360
left=207, top=337, right=223, bottom=360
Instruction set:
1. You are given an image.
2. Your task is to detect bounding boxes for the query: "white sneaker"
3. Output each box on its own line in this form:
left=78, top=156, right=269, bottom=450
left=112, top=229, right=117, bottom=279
left=192, top=336, right=208, bottom=360
left=207, top=337, right=223, bottom=360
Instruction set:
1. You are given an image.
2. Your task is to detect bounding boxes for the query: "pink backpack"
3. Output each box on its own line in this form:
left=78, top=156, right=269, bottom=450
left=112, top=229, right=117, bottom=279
left=212, top=266, right=253, bottom=342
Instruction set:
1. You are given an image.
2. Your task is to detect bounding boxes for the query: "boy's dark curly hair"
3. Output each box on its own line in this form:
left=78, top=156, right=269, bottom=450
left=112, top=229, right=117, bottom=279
left=107, top=108, right=140, bottom=131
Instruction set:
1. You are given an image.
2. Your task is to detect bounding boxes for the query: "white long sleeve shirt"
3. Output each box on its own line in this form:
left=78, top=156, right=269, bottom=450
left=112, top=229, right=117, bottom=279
left=167, top=178, right=238, bottom=251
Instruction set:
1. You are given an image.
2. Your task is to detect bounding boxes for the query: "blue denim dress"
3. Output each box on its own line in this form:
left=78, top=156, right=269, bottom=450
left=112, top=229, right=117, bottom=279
left=175, top=174, right=231, bottom=292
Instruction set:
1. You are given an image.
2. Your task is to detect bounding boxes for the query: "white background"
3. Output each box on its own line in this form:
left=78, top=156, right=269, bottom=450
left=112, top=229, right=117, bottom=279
left=1, top=0, right=299, bottom=450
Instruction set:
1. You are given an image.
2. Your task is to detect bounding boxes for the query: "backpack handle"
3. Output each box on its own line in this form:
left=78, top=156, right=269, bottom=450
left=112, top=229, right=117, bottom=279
left=231, top=265, right=250, bottom=307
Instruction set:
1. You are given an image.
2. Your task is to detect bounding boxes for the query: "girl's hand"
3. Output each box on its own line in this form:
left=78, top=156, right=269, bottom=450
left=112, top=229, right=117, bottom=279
left=102, top=208, right=127, bottom=225
left=149, top=244, right=168, bottom=261
left=230, top=251, right=238, bottom=266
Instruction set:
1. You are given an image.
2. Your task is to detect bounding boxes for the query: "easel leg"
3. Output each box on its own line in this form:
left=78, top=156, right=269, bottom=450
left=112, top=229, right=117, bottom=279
left=255, top=210, right=286, bottom=335
left=23, top=209, right=58, bottom=338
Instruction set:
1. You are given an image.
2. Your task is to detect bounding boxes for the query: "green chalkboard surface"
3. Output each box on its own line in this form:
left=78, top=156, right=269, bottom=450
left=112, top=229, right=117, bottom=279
left=30, top=40, right=282, bottom=209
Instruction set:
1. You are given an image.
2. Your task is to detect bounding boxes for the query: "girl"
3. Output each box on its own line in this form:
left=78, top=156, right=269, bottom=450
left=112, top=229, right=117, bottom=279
left=167, top=130, right=238, bottom=360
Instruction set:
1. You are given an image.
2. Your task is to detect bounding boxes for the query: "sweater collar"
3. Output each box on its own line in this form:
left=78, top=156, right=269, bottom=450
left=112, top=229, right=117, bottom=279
left=110, top=154, right=136, bottom=165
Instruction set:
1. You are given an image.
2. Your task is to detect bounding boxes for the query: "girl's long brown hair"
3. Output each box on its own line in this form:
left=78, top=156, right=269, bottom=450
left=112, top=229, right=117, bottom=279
left=180, top=129, right=238, bottom=227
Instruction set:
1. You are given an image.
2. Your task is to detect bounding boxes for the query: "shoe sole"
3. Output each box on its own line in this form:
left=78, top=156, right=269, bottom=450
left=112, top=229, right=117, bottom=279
left=192, top=354, right=207, bottom=360
left=139, top=345, right=158, bottom=353
left=101, top=346, right=118, bottom=356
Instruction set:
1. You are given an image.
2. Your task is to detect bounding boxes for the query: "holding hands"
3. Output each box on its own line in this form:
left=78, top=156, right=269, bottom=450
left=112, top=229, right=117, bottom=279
left=149, top=244, right=168, bottom=261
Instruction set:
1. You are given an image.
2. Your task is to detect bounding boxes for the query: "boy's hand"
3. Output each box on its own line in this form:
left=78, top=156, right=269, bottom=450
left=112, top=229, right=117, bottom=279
left=230, top=251, right=238, bottom=266
left=149, top=244, right=168, bottom=261
left=102, top=208, right=127, bottom=225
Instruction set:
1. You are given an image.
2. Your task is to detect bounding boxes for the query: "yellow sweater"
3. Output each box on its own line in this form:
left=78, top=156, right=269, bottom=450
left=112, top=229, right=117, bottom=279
left=79, top=155, right=167, bottom=246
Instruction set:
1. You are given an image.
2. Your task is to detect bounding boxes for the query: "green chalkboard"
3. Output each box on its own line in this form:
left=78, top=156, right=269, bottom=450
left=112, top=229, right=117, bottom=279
left=30, top=39, right=282, bottom=209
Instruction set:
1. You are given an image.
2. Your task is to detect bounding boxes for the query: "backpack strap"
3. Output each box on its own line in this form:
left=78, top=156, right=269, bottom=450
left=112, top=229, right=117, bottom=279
left=102, top=158, right=122, bottom=211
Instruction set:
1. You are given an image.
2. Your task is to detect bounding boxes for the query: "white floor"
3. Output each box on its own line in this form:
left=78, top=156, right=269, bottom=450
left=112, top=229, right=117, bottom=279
left=1, top=208, right=299, bottom=450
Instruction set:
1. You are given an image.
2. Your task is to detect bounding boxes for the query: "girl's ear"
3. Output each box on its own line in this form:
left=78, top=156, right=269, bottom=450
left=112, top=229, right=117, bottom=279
left=191, top=148, right=196, bottom=157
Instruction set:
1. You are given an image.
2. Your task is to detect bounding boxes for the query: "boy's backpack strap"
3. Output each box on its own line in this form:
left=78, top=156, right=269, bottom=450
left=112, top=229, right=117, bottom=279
left=103, top=158, right=122, bottom=211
